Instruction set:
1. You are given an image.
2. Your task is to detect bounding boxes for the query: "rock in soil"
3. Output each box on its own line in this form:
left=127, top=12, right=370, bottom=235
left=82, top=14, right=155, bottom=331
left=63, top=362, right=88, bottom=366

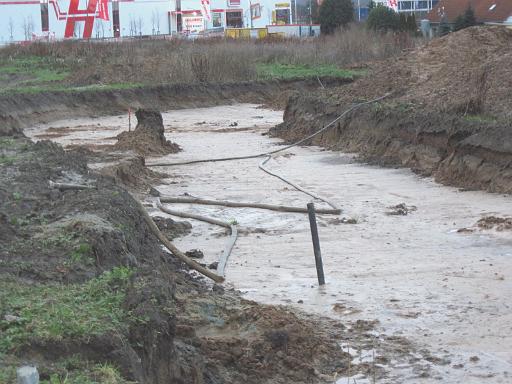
left=185, top=249, right=204, bottom=259
left=153, top=216, right=192, bottom=240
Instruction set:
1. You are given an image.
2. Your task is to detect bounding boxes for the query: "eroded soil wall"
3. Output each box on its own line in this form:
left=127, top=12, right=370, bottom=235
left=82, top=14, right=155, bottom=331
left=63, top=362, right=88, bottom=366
left=271, top=94, right=512, bottom=194
left=0, top=78, right=350, bottom=137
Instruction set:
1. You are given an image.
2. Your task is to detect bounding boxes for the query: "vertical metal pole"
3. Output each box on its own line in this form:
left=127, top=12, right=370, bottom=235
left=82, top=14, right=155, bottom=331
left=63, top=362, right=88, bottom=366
left=128, top=108, right=131, bottom=132
left=307, top=203, right=325, bottom=285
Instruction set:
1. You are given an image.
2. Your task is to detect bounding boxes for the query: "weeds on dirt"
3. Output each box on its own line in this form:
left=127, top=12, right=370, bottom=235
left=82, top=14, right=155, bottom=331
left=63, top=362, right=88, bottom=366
left=40, top=362, right=132, bottom=384
left=460, top=67, right=490, bottom=116
left=0, top=24, right=416, bottom=92
left=257, top=63, right=364, bottom=79
left=0, top=267, right=133, bottom=354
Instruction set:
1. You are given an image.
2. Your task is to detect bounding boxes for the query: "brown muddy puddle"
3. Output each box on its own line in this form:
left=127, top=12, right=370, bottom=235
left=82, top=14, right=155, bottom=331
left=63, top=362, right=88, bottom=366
left=26, top=104, right=512, bottom=384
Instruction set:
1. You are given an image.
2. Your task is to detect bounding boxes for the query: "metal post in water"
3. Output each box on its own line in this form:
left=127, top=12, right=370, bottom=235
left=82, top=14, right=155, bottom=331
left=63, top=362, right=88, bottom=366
left=307, top=202, right=325, bottom=285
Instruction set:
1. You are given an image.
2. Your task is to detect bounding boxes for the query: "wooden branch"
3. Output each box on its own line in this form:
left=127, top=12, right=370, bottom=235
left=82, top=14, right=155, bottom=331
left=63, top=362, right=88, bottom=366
left=136, top=199, right=224, bottom=283
left=49, top=181, right=95, bottom=191
left=159, top=196, right=341, bottom=215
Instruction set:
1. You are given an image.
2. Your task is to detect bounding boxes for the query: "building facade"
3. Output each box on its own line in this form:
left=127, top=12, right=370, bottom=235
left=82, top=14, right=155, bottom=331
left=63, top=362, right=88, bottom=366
left=0, top=0, right=302, bottom=41
left=169, top=0, right=294, bottom=34
left=374, top=0, right=440, bottom=17
left=0, top=0, right=173, bottom=42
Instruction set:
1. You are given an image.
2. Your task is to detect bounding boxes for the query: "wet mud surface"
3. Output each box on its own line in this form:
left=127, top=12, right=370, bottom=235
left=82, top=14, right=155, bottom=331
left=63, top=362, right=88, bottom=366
left=24, top=104, right=512, bottom=383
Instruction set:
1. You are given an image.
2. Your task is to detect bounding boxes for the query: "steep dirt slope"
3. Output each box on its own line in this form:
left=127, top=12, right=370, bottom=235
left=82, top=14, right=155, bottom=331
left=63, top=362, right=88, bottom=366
left=272, top=26, right=512, bottom=193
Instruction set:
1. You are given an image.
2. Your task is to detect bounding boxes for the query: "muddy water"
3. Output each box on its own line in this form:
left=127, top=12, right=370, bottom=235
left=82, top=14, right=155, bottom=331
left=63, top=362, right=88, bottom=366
left=27, top=104, right=512, bottom=384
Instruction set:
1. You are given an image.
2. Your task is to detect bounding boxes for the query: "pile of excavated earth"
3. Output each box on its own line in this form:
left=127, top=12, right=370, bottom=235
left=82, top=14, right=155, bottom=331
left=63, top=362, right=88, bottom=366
left=272, top=26, right=512, bottom=194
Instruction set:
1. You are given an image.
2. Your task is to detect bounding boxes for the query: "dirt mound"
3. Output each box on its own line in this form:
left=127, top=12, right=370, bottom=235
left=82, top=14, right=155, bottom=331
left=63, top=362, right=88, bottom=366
left=96, top=155, right=167, bottom=191
left=273, top=26, right=512, bottom=194
left=114, top=109, right=180, bottom=156
left=330, top=26, right=512, bottom=118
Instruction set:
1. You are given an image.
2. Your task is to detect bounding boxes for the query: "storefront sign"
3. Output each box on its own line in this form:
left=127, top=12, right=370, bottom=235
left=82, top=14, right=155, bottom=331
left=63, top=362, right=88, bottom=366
left=183, top=16, right=205, bottom=32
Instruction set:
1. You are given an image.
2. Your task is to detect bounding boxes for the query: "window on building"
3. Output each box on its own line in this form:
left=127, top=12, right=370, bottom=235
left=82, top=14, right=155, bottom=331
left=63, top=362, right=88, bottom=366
left=251, top=4, right=262, bottom=19
left=213, top=12, right=223, bottom=27
left=275, top=9, right=290, bottom=25
left=226, top=11, right=243, bottom=27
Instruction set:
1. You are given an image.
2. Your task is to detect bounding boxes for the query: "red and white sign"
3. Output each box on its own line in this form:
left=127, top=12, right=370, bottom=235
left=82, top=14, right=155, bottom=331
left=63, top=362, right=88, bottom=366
left=227, top=0, right=240, bottom=7
left=183, top=16, right=204, bottom=32
left=387, top=0, right=398, bottom=11
left=201, top=0, right=211, bottom=21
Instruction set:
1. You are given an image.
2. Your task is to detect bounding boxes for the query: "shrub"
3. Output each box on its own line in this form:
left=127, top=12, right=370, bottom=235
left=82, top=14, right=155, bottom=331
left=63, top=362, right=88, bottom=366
left=367, top=5, right=400, bottom=32
left=318, top=0, right=354, bottom=34
left=454, top=6, right=477, bottom=31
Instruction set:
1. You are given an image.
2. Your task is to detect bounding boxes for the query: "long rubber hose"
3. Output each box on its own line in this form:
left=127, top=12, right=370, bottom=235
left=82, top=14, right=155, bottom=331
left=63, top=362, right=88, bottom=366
left=149, top=93, right=391, bottom=277
left=156, top=198, right=237, bottom=277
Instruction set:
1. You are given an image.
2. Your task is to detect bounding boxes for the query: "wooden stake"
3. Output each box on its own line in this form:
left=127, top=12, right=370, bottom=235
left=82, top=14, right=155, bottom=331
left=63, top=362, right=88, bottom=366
left=307, top=203, right=325, bottom=285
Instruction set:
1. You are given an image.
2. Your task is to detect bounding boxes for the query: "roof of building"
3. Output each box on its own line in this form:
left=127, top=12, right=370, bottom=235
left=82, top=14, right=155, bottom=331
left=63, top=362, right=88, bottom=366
left=427, top=0, right=512, bottom=24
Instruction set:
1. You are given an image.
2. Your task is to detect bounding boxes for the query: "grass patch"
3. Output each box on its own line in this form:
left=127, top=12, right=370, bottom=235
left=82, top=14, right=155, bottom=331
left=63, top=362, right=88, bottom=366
left=463, top=114, right=497, bottom=124
left=0, top=267, right=134, bottom=354
left=256, top=63, right=365, bottom=80
left=0, top=154, right=16, bottom=165
left=0, top=56, right=69, bottom=84
left=69, top=243, right=93, bottom=265
left=41, top=362, right=131, bottom=384
left=0, top=82, right=143, bottom=95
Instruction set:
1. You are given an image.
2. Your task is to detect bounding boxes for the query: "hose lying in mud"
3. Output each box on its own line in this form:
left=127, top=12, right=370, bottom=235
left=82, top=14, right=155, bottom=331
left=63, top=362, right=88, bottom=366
left=147, top=92, right=392, bottom=168
left=159, top=196, right=341, bottom=215
left=156, top=198, right=237, bottom=277
left=258, top=155, right=339, bottom=211
left=146, top=93, right=391, bottom=278
left=136, top=199, right=225, bottom=283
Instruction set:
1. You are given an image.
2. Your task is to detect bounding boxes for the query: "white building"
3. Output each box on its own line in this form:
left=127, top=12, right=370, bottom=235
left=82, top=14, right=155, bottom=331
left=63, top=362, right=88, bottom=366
left=169, top=0, right=294, bottom=34
left=374, top=0, right=440, bottom=15
left=0, top=0, right=171, bottom=42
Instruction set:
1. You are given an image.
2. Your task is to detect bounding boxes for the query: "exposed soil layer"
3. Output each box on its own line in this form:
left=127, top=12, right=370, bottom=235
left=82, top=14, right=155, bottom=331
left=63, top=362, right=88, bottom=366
left=271, top=26, right=512, bottom=194
left=0, top=138, right=360, bottom=383
left=0, top=78, right=350, bottom=138
left=114, top=109, right=180, bottom=156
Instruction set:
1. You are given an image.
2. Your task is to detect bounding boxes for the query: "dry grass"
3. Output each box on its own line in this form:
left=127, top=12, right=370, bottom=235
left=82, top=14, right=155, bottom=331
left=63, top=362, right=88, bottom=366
left=0, top=24, right=418, bottom=86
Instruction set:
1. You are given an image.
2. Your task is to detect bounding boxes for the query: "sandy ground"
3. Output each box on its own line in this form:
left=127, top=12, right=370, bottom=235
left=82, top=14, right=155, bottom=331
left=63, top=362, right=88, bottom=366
left=26, top=104, right=512, bottom=384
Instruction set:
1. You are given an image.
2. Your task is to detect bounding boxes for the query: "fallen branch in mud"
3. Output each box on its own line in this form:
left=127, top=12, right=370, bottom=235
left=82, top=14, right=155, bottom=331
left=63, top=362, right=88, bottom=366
left=159, top=196, right=341, bottom=215
left=156, top=198, right=237, bottom=277
left=135, top=198, right=225, bottom=283
left=49, top=181, right=95, bottom=191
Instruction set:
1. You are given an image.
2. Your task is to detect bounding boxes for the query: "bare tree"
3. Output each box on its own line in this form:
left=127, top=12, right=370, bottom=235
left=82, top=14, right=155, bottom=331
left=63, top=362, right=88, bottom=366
left=129, top=17, right=136, bottom=36
left=8, top=17, right=14, bottom=41
left=22, top=16, right=34, bottom=41
left=95, top=19, right=101, bottom=38
left=100, top=20, right=106, bottom=38
left=151, top=10, right=161, bottom=35
left=155, top=10, right=161, bottom=34
left=28, top=16, right=34, bottom=39
left=151, top=11, right=156, bottom=35
left=137, top=17, right=143, bottom=36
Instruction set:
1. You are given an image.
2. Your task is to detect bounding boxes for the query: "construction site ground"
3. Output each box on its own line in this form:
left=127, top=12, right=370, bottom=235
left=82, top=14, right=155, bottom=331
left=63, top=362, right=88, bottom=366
left=25, top=104, right=512, bottom=384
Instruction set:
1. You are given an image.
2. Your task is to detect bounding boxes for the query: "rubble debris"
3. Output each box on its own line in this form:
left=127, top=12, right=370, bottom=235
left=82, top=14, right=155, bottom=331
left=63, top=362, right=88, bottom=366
left=185, top=249, right=204, bottom=259
left=386, top=203, right=417, bottom=216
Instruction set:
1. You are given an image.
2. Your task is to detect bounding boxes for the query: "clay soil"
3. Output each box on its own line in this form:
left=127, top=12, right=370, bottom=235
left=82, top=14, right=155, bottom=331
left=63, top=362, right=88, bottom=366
left=272, top=26, right=512, bottom=194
